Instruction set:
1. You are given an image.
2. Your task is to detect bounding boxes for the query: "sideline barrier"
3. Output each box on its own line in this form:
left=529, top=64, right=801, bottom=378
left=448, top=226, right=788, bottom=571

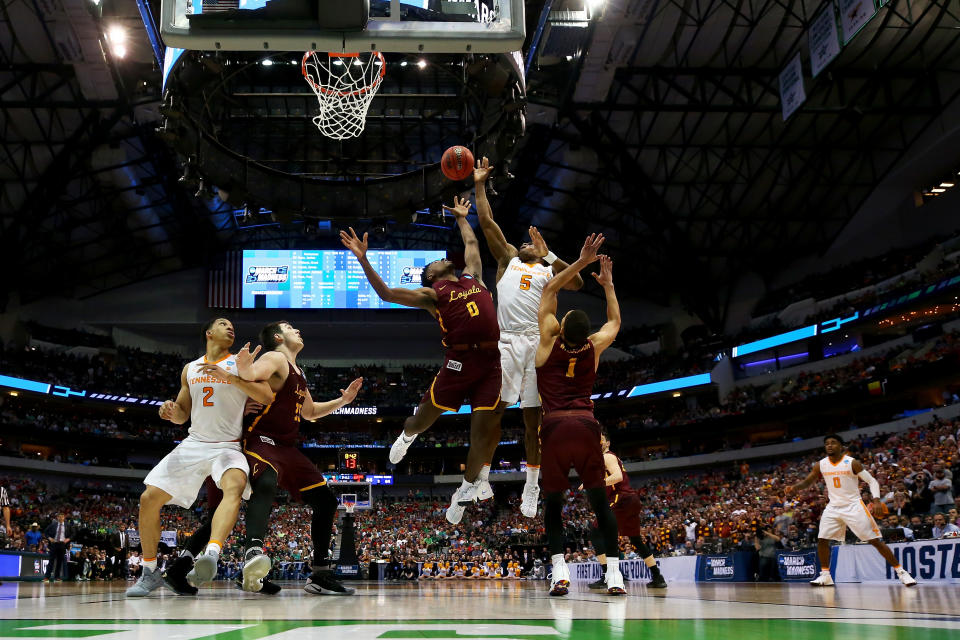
left=0, top=550, right=47, bottom=580
left=569, top=556, right=699, bottom=583
left=833, top=539, right=960, bottom=584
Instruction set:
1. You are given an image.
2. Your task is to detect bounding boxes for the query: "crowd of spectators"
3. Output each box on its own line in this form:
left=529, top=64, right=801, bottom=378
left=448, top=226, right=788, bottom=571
left=4, top=414, right=956, bottom=583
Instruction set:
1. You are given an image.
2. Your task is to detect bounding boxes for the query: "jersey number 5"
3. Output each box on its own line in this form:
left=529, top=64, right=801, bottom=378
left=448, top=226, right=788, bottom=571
left=466, top=301, right=480, bottom=317
left=202, top=386, right=215, bottom=407
left=519, top=274, right=532, bottom=290
left=832, top=477, right=841, bottom=488
left=565, top=357, right=577, bottom=378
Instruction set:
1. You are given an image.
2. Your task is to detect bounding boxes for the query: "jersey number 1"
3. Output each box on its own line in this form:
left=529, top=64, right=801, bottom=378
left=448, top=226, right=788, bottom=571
left=832, top=477, right=841, bottom=488
left=565, top=357, right=577, bottom=378
left=466, top=301, right=480, bottom=317
left=202, top=386, right=214, bottom=407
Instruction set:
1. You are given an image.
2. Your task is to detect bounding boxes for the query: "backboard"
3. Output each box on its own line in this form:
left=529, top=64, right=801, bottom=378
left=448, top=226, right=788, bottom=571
left=160, top=0, right=525, bottom=53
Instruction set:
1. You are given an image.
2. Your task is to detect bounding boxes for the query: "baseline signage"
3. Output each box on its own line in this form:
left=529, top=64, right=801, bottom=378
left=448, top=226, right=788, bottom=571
left=833, top=539, right=960, bottom=584
left=568, top=556, right=698, bottom=583
left=777, top=550, right=818, bottom=581
left=701, top=554, right=737, bottom=581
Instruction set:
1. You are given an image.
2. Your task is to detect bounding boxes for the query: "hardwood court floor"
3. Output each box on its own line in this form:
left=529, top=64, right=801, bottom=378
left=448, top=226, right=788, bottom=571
left=1, top=579, right=958, bottom=639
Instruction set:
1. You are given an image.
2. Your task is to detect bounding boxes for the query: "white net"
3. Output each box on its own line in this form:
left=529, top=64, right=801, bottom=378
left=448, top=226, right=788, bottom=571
left=301, top=51, right=385, bottom=140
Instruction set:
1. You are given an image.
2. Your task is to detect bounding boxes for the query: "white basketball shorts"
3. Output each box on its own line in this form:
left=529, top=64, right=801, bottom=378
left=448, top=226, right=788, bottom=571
left=818, top=501, right=881, bottom=542
left=499, top=332, right=541, bottom=409
left=144, top=436, right=251, bottom=508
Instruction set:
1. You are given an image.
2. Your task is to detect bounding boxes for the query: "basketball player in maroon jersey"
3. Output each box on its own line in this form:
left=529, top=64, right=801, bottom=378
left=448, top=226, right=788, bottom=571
left=587, top=431, right=667, bottom=589
left=340, top=196, right=502, bottom=525
left=237, top=321, right=362, bottom=594
left=534, top=233, right=626, bottom=596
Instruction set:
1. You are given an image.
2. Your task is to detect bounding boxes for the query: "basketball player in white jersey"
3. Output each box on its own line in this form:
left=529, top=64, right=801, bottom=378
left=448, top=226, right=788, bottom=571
left=786, top=433, right=916, bottom=587
left=473, top=156, right=583, bottom=516
left=126, top=318, right=274, bottom=597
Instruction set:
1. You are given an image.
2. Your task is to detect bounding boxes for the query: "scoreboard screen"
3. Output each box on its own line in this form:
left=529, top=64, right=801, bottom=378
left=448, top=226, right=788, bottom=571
left=241, top=249, right=446, bottom=309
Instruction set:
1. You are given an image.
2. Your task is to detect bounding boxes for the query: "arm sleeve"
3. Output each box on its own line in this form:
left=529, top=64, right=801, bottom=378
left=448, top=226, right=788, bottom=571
left=857, top=469, right=881, bottom=499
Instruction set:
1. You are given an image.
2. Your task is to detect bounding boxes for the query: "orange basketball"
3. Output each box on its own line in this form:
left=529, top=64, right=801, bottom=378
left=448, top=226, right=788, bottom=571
left=440, top=146, right=475, bottom=181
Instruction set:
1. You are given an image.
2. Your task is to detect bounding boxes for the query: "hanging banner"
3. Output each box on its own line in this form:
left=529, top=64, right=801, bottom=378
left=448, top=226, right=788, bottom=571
left=838, top=0, right=877, bottom=44
left=779, top=53, right=806, bottom=121
left=809, top=3, right=842, bottom=77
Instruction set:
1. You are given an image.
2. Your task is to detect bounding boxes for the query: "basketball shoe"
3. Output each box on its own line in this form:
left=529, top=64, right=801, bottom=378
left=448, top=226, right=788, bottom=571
left=810, top=570, right=834, bottom=587
left=389, top=431, right=417, bottom=464
left=187, top=551, right=218, bottom=587
left=520, top=483, right=540, bottom=518
left=162, top=554, right=198, bottom=595
left=550, top=558, right=571, bottom=596
left=240, top=548, right=272, bottom=592
left=896, top=567, right=917, bottom=586
left=606, top=569, right=626, bottom=595
left=446, top=480, right=480, bottom=524
left=304, top=569, right=355, bottom=595
left=125, top=566, right=164, bottom=597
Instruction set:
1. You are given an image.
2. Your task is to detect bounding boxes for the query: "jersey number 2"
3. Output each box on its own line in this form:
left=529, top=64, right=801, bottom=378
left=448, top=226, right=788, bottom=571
left=832, top=477, right=841, bottom=488
left=565, top=357, right=577, bottom=378
left=202, top=387, right=214, bottom=407
left=519, top=274, right=532, bottom=290
left=466, top=301, right=480, bottom=317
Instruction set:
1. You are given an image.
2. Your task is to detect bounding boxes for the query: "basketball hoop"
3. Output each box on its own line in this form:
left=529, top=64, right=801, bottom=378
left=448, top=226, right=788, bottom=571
left=302, top=51, right=385, bottom=140
left=341, top=493, right=358, bottom=514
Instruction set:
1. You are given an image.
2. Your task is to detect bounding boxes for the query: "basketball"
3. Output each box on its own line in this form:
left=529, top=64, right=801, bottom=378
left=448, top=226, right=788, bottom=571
left=441, top=146, right=475, bottom=181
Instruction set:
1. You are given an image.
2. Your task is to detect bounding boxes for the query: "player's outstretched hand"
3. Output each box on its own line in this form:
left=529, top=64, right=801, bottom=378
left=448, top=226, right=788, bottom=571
left=340, top=377, right=364, bottom=404
left=592, top=255, right=613, bottom=287
left=528, top=226, right=549, bottom=259
left=442, top=195, right=472, bottom=218
left=158, top=400, right=179, bottom=421
left=235, top=342, right=261, bottom=378
left=474, top=156, right=493, bottom=184
left=197, top=363, right=231, bottom=382
left=339, top=227, right=369, bottom=259
left=579, top=233, right=605, bottom=263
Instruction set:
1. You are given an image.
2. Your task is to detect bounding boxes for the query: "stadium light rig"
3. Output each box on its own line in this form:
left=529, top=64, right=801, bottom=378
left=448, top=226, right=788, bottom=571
left=105, top=25, right=127, bottom=59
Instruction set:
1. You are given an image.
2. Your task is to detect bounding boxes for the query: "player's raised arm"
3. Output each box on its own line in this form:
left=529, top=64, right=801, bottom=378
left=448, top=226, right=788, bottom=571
left=302, top=377, right=363, bottom=421
left=786, top=462, right=822, bottom=495
left=443, top=195, right=484, bottom=286
left=473, top=157, right=517, bottom=268
left=339, top=227, right=438, bottom=312
left=158, top=364, right=192, bottom=425
left=529, top=227, right=583, bottom=291
left=234, top=342, right=281, bottom=382
left=587, top=256, right=620, bottom=361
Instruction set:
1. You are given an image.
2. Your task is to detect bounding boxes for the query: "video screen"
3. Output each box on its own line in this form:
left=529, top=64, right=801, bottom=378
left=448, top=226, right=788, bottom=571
left=241, top=249, right=446, bottom=309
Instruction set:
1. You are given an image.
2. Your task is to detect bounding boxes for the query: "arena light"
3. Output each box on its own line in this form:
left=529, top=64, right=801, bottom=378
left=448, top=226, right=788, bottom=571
left=931, top=188, right=946, bottom=193
left=940, top=182, right=955, bottom=188
left=417, top=59, right=427, bottom=69
left=106, top=25, right=127, bottom=58
left=586, top=0, right=606, bottom=15
left=261, top=59, right=273, bottom=66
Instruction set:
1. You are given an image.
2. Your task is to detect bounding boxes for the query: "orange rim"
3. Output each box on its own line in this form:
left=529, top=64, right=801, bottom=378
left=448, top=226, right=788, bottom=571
left=302, top=51, right=386, bottom=97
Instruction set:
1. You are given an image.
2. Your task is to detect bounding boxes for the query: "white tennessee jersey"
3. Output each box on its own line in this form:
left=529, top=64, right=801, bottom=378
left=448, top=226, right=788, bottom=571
left=819, top=455, right=862, bottom=506
left=185, top=354, right=248, bottom=442
left=496, top=257, right=553, bottom=333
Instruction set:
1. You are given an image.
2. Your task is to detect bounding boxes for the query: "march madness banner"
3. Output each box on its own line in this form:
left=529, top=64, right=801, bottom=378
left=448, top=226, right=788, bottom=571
left=777, top=550, right=819, bottom=581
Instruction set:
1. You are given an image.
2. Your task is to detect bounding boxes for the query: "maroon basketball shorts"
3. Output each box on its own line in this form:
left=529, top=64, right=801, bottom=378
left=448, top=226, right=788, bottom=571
left=610, top=492, right=642, bottom=537
left=242, top=434, right=327, bottom=496
left=422, top=348, right=501, bottom=412
left=539, top=411, right=605, bottom=494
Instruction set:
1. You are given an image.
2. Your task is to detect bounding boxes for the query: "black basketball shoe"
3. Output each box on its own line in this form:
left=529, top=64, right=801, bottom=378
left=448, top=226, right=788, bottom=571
left=162, top=555, right=199, bottom=596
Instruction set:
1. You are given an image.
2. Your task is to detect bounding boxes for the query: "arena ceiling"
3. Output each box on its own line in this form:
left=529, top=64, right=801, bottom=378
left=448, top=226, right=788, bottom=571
left=1, top=0, right=959, bottom=328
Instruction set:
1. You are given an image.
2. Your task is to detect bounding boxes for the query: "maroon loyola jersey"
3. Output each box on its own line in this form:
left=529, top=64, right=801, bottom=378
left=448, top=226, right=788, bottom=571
left=433, top=274, right=499, bottom=348
left=244, top=360, right=306, bottom=446
left=536, top=338, right=596, bottom=414
left=605, top=454, right=635, bottom=503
